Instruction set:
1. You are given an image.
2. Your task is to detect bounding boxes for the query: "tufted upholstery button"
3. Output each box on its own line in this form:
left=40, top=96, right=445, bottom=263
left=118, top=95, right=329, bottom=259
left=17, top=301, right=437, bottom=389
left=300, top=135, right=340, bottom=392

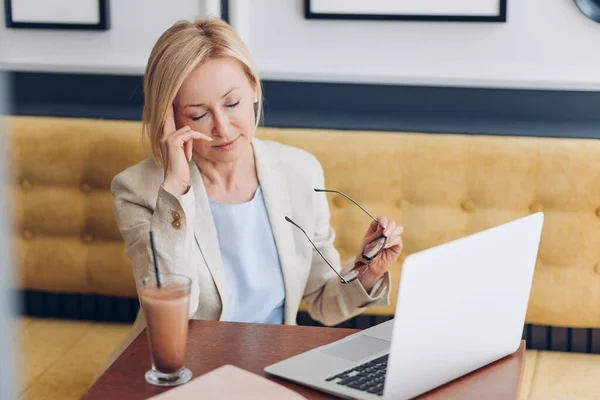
left=23, top=229, right=34, bottom=240
left=595, top=263, right=600, bottom=275
left=461, top=200, right=475, bottom=212
left=333, top=197, right=345, bottom=208
left=171, top=211, right=181, bottom=221
left=396, top=199, right=410, bottom=210
left=80, top=182, right=92, bottom=194
left=172, top=220, right=182, bottom=230
left=82, top=234, right=93, bottom=244
left=21, top=179, right=33, bottom=191
left=530, top=203, right=543, bottom=213
left=596, top=207, right=600, bottom=218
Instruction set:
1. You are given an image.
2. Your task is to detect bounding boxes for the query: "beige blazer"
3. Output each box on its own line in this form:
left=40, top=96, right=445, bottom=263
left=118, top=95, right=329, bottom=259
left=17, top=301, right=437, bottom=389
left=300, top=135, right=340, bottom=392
left=92, top=138, right=390, bottom=384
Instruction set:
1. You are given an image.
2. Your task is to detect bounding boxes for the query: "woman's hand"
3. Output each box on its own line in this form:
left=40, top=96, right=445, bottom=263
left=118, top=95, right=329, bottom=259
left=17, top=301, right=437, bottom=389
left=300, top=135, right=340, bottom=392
left=161, top=105, right=213, bottom=195
left=357, top=217, right=404, bottom=292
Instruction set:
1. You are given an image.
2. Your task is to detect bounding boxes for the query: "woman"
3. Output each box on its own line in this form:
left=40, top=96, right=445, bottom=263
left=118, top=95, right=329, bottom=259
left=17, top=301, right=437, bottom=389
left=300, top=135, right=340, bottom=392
left=104, top=16, right=403, bottom=370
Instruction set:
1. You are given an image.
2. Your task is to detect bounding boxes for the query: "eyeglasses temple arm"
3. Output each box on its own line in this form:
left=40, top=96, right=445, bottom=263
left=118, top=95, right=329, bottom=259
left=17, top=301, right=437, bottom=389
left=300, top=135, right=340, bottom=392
left=314, top=188, right=378, bottom=223
left=285, top=216, right=348, bottom=284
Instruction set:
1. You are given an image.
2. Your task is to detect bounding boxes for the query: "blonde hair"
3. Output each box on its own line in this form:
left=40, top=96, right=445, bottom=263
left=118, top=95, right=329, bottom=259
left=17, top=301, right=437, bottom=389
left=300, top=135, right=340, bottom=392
left=142, top=17, right=263, bottom=166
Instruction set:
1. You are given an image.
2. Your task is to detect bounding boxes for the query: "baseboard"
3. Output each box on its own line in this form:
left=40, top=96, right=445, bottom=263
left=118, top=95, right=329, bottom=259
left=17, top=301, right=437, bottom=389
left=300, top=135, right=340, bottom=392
left=15, top=290, right=600, bottom=354
left=17, top=290, right=140, bottom=323
left=297, top=312, right=600, bottom=354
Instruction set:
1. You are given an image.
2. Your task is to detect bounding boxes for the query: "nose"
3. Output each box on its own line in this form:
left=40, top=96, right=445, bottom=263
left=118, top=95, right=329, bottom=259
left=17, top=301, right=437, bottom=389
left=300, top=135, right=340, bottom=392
left=212, top=109, right=230, bottom=138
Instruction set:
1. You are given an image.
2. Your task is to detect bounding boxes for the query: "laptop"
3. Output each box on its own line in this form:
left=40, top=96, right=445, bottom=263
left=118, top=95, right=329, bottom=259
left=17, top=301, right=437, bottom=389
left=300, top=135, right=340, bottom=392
left=264, top=212, right=544, bottom=399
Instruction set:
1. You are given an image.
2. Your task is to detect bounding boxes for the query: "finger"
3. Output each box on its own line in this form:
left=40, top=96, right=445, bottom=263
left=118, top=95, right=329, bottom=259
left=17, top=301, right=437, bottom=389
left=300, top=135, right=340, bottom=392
left=385, top=236, right=403, bottom=251
left=165, top=130, right=213, bottom=145
left=162, top=125, right=191, bottom=142
left=366, top=219, right=383, bottom=239
left=366, top=219, right=378, bottom=234
left=390, top=225, right=404, bottom=238
left=181, top=130, right=213, bottom=143
left=376, top=216, right=389, bottom=231
left=185, top=139, right=193, bottom=161
left=366, top=219, right=378, bottom=235
left=384, top=220, right=396, bottom=238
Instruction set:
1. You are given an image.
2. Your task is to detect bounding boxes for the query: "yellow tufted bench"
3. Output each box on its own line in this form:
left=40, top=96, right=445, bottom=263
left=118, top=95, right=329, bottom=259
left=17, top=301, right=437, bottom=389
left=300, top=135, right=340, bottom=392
left=7, top=116, right=600, bottom=400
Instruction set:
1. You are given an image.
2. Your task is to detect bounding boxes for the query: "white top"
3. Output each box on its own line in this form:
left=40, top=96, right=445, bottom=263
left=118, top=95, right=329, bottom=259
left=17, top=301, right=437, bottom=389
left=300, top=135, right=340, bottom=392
left=209, top=187, right=285, bottom=324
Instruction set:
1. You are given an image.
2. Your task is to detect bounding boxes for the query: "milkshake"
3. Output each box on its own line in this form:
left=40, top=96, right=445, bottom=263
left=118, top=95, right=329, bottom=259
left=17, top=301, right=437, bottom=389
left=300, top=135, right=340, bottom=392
left=138, top=273, right=192, bottom=386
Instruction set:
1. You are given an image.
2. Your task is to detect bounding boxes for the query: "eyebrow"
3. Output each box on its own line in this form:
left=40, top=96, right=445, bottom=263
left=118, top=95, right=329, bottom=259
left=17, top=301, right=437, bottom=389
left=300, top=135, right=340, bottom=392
left=184, top=87, right=239, bottom=108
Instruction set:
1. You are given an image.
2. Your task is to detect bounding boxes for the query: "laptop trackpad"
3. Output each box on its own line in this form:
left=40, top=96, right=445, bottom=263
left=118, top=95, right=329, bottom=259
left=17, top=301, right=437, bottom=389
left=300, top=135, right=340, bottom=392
left=320, top=335, right=390, bottom=362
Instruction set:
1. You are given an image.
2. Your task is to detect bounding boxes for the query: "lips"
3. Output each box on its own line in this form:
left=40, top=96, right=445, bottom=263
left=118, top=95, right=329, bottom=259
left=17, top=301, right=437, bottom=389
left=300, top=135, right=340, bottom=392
left=213, top=136, right=239, bottom=151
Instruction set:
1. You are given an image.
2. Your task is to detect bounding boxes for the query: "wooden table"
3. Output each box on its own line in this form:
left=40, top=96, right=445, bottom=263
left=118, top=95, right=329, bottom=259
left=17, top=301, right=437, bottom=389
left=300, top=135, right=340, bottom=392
left=83, top=320, right=526, bottom=399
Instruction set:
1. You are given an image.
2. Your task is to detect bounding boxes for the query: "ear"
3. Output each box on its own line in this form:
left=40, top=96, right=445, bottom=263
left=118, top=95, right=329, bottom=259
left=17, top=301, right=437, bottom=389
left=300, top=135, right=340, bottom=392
left=251, top=81, right=259, bottom=103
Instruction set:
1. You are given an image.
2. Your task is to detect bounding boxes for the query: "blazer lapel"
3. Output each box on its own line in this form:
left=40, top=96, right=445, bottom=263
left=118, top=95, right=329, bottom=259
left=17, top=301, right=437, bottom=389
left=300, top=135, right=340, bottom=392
left=253, top=139, right=304, bottom=324
left=189, top=162, right=228, bottom=318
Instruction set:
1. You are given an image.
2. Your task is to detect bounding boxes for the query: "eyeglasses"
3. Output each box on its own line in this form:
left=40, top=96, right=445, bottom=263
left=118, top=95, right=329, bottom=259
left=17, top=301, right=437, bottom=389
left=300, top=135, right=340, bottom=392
left=285, top=189, right=387, bottom=284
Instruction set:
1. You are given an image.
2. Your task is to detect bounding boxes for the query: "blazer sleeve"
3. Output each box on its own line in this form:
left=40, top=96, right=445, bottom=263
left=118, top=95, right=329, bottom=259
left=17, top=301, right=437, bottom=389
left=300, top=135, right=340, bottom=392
left=111, top=174, right=200, bottom=318
left=301, top=157, right=391, bottom=326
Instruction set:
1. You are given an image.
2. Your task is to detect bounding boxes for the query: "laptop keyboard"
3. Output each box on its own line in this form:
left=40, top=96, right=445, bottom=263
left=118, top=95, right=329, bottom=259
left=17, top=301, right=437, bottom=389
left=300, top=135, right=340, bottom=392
left=324, top=354, right=388, bottom=396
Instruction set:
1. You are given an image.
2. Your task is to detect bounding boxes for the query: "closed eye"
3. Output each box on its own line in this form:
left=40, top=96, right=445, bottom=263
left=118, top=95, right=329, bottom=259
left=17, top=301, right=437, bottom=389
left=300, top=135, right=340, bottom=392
left=191, top=113, right=208, bottom=121
left=191, top=100, right=238, bottom=120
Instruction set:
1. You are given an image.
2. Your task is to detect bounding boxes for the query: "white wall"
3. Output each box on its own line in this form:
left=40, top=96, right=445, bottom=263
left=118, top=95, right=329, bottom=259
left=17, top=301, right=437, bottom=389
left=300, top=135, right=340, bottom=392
left=0, top=0, right=221, bottom=74
left=1, top=0, right=600, bottom=91
left=230, top=0, right=600, bottom=91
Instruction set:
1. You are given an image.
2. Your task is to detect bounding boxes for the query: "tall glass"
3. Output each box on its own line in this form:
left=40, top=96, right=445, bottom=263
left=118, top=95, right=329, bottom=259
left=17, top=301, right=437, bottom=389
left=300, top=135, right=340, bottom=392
left=137, top=273, right=192, bottom=386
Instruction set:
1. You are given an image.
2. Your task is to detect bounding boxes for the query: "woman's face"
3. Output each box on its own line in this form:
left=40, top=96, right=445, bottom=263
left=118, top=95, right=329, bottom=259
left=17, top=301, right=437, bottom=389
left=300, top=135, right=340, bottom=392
left=173, top=57, right=257, bottom=164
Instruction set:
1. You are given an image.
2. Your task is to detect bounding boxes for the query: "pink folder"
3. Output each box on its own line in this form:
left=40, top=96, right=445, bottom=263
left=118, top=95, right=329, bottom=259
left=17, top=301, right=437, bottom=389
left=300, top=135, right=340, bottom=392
left=148, top=364, right=308, bottom=399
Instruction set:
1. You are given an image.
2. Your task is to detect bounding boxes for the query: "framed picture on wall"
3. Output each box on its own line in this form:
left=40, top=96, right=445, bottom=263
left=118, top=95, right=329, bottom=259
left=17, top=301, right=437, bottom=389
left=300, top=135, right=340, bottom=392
left=305, top=0, right=507, bottom=22
left=4, top=0, right=110, bottom=30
